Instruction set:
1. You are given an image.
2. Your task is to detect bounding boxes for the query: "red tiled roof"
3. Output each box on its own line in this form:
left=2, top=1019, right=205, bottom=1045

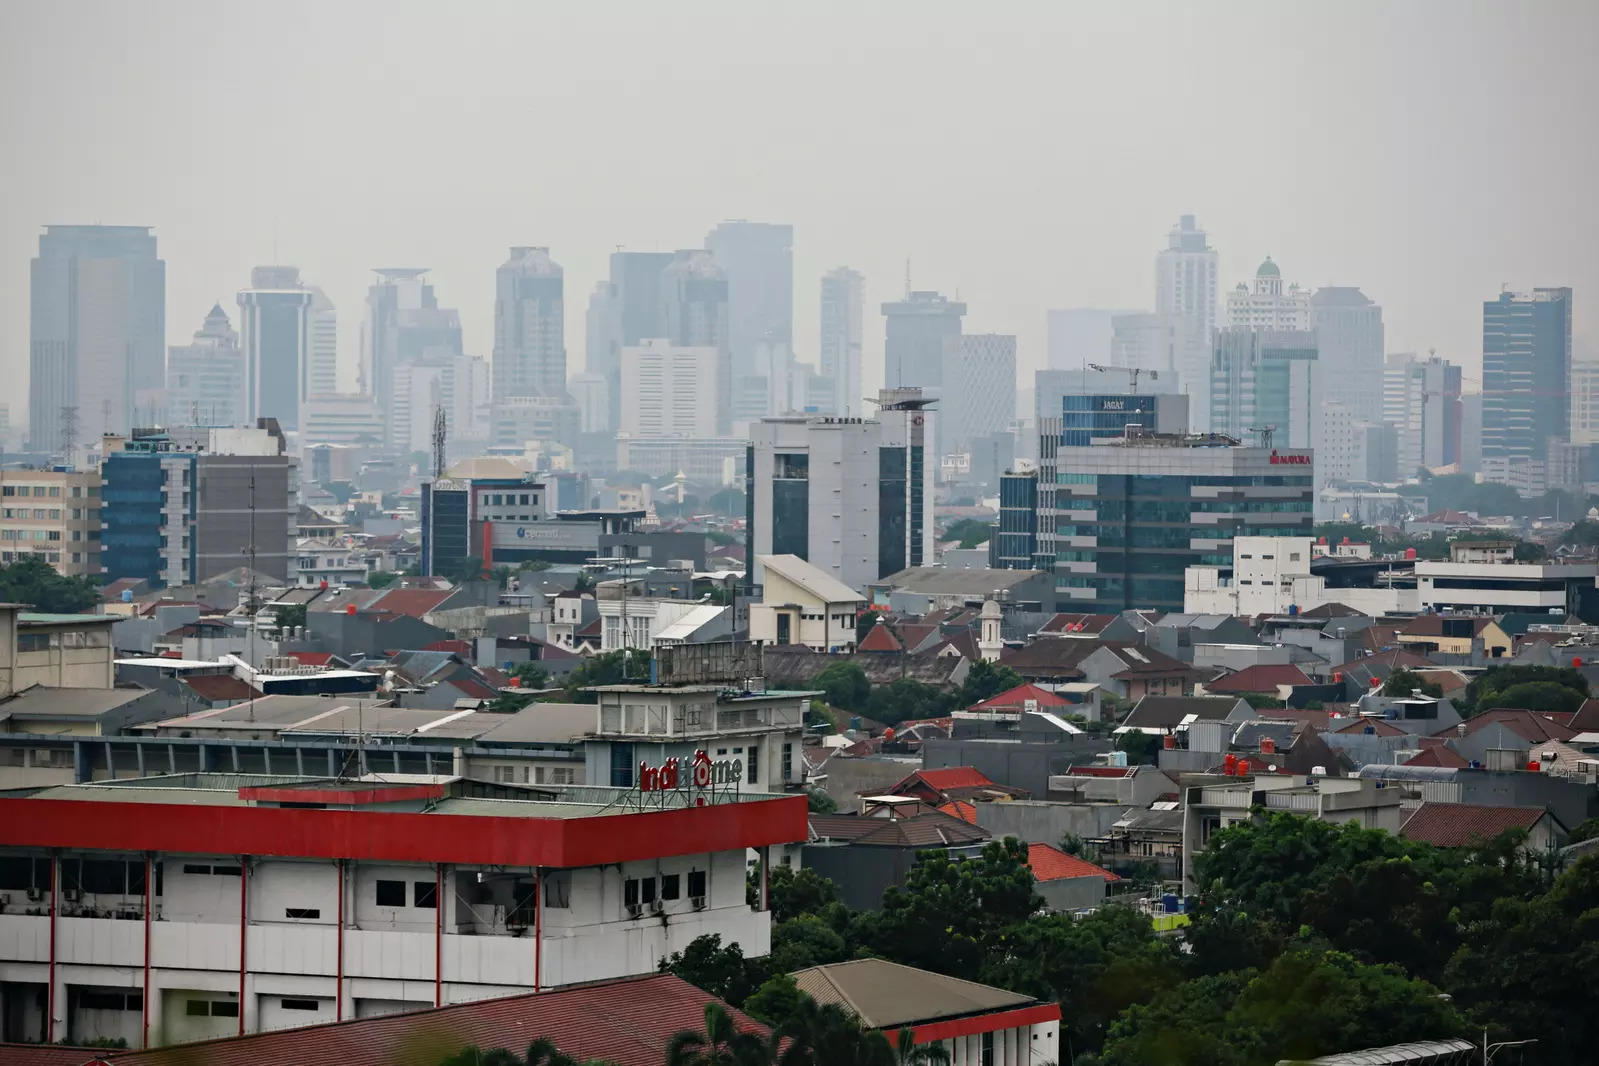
left=1400, top=802, right=1551, bottom=847
left=67, top=973, right=766, bottom=1066
left=182, top=675, right=262, bottom=702
left=0, top=1046, right=110, bottom=1066
left=1205, top=663, right=1313, bottom=694
left=935, top=799, right=978, bottom=824
left=1039, top=613, right=1116, bottom=635
left=447, top=678, right=500, bottom=701
left=857, top=621, right=904, bottom=653
left=369, top=587, right=456, bottom=618
left=424, top=639, right=474, bottom=655
left=1063, top=765, right=1136, bottom=778
left=1332, top=717, right=1408, bottom=737
left=286, top=651, right=335, bottom=667
left=1448, top=708, right=1576, bottom=744
left=905, top=766, right=995, bottom=790
left=1403, top=745, right=1469, bottom=768
left=971, top=684, right=1070, bottom=713
left=1027, top=842, right=1119, bottom=883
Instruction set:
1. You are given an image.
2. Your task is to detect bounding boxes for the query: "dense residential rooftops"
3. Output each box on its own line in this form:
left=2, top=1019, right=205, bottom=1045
left=1026, top=842, right=1119, bottom=883
left=1204, top=663, right=1314, bottom=693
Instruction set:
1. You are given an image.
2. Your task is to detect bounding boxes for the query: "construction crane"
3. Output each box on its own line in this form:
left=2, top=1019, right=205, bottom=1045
left=1246, top=424, right=1277, bottom=449
left=1087, top=363, right=1158, bottom=394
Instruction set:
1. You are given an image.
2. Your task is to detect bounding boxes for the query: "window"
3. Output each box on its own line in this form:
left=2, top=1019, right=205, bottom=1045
left=186, top=999, right=237, bottom=1017
left=211, top=1001, right=239, bottom=1018
left=182, top=863, right=241, bottom=877
left=79, top=990, right=140, bottom=1011
left=688, top=869, right=707, bottom=900
left=660, top=873, right=681, bottom=901
left=375, top=879, right=406, bottom=907
left=641, top=876, right=657, bottom=904
left=543, top=871, right=571, bottom=908
left=284, top=908, right=321, bottom=919
left=494, top=766, right=515, bottom=783
left=781, top=743, right=793, bottom=783
left=747, top=744, right=759, bottom=784
left=980, top=1030, right=994, bottom=1066
left=185, top=1001, right=208, bottom=1017
left=281, top=999, right=320, bottom=1011
left=414, top=881, right=437, bottom=908
left=624, top=878, right=639, bottom=908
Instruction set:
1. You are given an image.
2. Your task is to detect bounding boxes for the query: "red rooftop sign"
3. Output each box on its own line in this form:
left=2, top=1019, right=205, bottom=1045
left=1268, top=450, right=1310, bottom=465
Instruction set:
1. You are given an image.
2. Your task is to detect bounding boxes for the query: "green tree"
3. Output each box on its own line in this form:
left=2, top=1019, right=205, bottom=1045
left=855, top=609, right=884, bottom=642
left=889, top=1028, right=950, bottom=1066
left=876, top=839, right=1041, bottom=974
left=1487, top=680, right=1588, bottom=714
left=956, top=659, right=1025, bottom=706
left=940, top=518, right=995, bottom=549
left=1569, top=817, right=1599, bottom=844
left=741, top=974, right=809, bottom=1031
left=805, top=789, right=837, bottom=814
left=448, top=555, right=488, bottom=583
left=1562, top=519, right=1599, bottom=547
left=766, top=866, right=841, bottom=923
left=1114, top=730, right=1160, bottom=766
left=1381, top=668, right=1442, bottom=698
left=812, top=661, right=871, bottom=712
left=273, top=603, right=308, bottom=633
left=865, top=678, right=953, bottom=726
left=561, top=650, right=650, bottom=703
left=1099, top=971, right=1252, bottom=1066
left=665, top=1002, right=770, bottom=1066
left=659, top=934, right=769, bottom=1008
left=511, top=662, right=552, bottom=689
left=768, top=913, right=852, bottom=973
left=1467, top=664, right=1588, bottom=715
left=366, top=570, right=399, bottom=589
left=707, top=488, right=747, bottom=516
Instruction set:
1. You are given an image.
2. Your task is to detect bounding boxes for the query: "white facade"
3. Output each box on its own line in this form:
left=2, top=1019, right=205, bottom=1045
left=747, top=553, right=866, bottom=652
left=1571, top=361, right=1599, bottom=447
left=749, top=394, right=936, bottom=593
left=301, top=394, right=384, bottom=447
left=1226, top=258, right=1310, bottom=331
left=942, top=334, right=1017, bottom=457
left=1310, top=287, right=1384, bottom=426
left=597, top=597, right=707, bottom=652
left=295, top=538, right=369, bottom=587
left=819, top=267, right=864, bottom=416
left=392, top=356, right=491, bottom=455
left=1183, top=535, right=1418, bottom=616
left=1416, top=559, right=1599, bottom=613
left=306, top=286, right=339, bottom=398
left=1156, top=215, right=1219, bottom=337
left=619, top=338, right=721, bottom=438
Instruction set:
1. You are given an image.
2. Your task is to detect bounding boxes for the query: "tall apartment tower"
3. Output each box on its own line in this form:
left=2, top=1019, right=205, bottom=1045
left=1226, top=258, right=1310, bottom=331
left=1210, top=329, right=1319, bottom=448
left=619, top=339, right=722, bottom=438
left=1156, top=215, right=1219, bottom=335
left=705, top=221, right=793, bottom=383
left=585, top=251, right=677, bottom=431
left=305, top=286, right=339, bottom=396
left=1383, top=352, right=1462, bottom=473
left=29, top=225, right=165, bottom=454
left=748, top=389, right=935, bottom=592
left=819, top=267, right=864, bottom=416
left=237, top=266, right=313, bottom=431
left=364, top=268, right=464, bottom=446
left=1481, top=287, right=1572, bottom=481
left=659, top=250, right=731, bottom=431
left=167, top=304, right=245, bottom=428
left=1310, top=287, right=1385, bottom=425
left=943, top=334, right=1017, bottom=456
left=882, top=290, right=966, bottom=392
left=491, top=247, right=566, bottom=400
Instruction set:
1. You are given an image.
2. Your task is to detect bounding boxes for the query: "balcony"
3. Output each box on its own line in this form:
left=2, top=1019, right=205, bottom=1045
left=1196, top=787, right=1253, bottom=809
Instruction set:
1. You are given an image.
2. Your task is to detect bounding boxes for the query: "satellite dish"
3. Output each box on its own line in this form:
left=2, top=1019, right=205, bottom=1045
left=1268, top=764, right=1279, bottom=773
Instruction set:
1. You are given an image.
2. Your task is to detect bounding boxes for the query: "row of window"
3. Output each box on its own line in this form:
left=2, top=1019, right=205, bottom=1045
left=492, top=765, right=577, bottom=784
left=622, top=870, right=708, bottom=908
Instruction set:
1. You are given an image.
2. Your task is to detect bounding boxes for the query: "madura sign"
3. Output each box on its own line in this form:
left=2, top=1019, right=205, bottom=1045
left=639, top=749, right=743, bottom=794
left=1268, top=450, right=1311, bottom=465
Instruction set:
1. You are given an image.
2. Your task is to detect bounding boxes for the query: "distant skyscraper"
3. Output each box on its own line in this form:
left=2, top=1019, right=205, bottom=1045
left=659, top=249, right=731, bottom=431
left=1226, top=258, right=1310, bottom=331
left=1310, top=287, right=1385, bottom=425
left=1156, top=215, right=1219, bottom=337
left=1044, top=308, right=1137, bottom=371
left=569, top=370, right=610, bottom=434
left=883, top=290, right=965, bottom=393
left=585, top=251, right=677, bottom=429
left=1211, top=329, right=1319, bottom=448
left=819, top=267, right=864, bottom=416
left=167, top=304, right=244, bottom=428
left=305, top=286, right=339, bottom=397
left=29, top=225, right=165, bottom=453
left=943, top=334, right=1017, bottom=456
left=705, top=220, right=793, bottom=382
left=237, top=266, right=313, bottom=431
left=620, top=339, right=721, bottom=439
left=363, top=268, right=462, bottom=445
left=1383, top=352, right=1462, bottom=473
left=392, top=355, right=490, bottom=454
left=1481, top=287, right=1572, bottom=484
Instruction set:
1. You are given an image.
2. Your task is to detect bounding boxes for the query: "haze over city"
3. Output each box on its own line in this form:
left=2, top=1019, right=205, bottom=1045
left=3, top=0, right=1596, bottom=410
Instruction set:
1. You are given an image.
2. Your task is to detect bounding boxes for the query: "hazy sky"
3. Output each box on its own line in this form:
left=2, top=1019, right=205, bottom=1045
left=3, top=1, right=1596, bottom=425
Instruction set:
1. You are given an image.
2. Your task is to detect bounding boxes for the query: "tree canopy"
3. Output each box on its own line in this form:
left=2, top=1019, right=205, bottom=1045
left=0, top=556, right=99, bottom=613
left=1466, top=663, right=1588, bottom=716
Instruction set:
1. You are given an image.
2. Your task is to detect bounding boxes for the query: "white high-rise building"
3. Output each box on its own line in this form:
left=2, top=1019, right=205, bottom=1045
left=1310, top=287, right=1385, bottom=426
left=942, top=334, right=1017, bottom=456
left=749, top=389, right=935, bottom=592
left=392, top=355, right=491, bottom=455
left=569, top=371, right=610, bottom=434
left=167, top=304, right=244, bottom=428
left=620, top=339, right=721, bottom=439
left=1151, top=215, right=1220, bottom=429
left=1156, top=215, right=1218, bottom=336
left=306, top=285, right=339, bottom=397
left=819, top=267, right=864, bottom=416
left=1384, top=353, right=1464, bottom=473
left=237, top=266, right=313, bottom=431
left=1226, top=257, right=1310, bottom=331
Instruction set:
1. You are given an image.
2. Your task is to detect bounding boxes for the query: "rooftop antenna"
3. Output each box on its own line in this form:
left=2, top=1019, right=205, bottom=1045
left=1246, top=424, right=1278, bottom=449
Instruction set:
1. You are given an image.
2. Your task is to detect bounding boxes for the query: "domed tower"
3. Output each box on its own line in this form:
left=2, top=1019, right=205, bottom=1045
left=1253, top=255, right=1283, bottom=297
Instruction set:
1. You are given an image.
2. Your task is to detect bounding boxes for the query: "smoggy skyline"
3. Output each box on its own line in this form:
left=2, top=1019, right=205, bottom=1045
left=3, top=0, right=1596, bottom=428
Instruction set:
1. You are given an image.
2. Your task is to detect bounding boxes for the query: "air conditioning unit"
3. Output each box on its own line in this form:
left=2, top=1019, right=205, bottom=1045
left=626, top=903, right=643, bottom=919
left=26, top=887, right=42, bottom=902
left=0, top=893, right=9, bottom=907
left=650, top=900, right=665, bottom=915
left=63, top=888, right=80, bottom=903
left=690, top=895, right=707, bottom=911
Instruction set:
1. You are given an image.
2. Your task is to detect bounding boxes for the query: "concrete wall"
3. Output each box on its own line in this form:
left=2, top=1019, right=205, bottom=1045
left=922, top=737, right=1103, bottom=797
left=975, top=800, right=1134, bottom=846
left=1036, top=874, right=1107, bottom=913
left=814, top=755, right=919, bottom=807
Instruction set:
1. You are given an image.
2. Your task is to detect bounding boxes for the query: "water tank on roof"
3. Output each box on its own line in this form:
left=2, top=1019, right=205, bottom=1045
left=1288, top=604, right=1299, bottom=616
left=1110, top=751, right=1127, bottom=767
left=121, top=589, right=133, bottom=603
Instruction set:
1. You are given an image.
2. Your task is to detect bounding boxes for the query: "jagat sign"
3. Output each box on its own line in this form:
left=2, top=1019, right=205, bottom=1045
left=1268, top=450, right=1311, bottom=465
left=638, top=749, right=743, bottom=793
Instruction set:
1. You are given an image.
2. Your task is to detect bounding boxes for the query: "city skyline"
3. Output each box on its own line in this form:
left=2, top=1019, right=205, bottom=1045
left=4, top=2, right=1597, bottom=435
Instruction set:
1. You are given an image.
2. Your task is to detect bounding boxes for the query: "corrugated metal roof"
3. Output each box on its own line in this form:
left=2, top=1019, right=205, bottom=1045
left=791, top=958, right=1033, bottom=1029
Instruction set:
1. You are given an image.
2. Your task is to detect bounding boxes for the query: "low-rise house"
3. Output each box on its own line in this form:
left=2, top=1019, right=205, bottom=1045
left=876, top=765, right=1028, bottom=805
left=1395, top=614, right=1512, bottom=660
left=1026, top=842, right=1120, bottom=911
left=1400, top=801, right=1566, bottom=851
left=806, top=809, right=991, bottom=910
left=791, top=958, right=1060, bottom=1065
left=1116, top=695, right=1257, bottom=737
left=1200, top=663, right=1315, bottom=701
left=748, top=553, right=867, bottom=652
left=0, top=605, right=120, bottom=693
left=867, top=566, right=1054, bottom=615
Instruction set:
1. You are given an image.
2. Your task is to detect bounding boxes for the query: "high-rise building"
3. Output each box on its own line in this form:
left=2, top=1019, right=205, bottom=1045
left=492, top=247, right=565, bottom=399
left=1226, top=257, right=1310, bottom=331
left=942, top=334, right=1017, bottom=456
left=883, top=291, right=965, bottom=391
left=1570, top=362, right=1599, bottom=447
left=101, top=422, right=296, bottom=587
left=659, top=250, right=731, bottom=431
left=620, top=339, right=722, bottom=439
left=819, top=267, right=864, bottom=416
left=990, top=470, right=1040, bottom=570
left=363, top=268, right=463, bottom=447
left=1037, top=429, right=1314, bottom=611
left=1459, top=394, right=1483, bottom=477
left=748, top=389, right=935, bottom=592
left=1310, top=287, right=1385, bottom=425
left=166, top=304, right=245, bottom=428
left=0, top=467, right=102, bottom=577
left=306, top=285, right=339, bottom=397
left=1156, top=215, right=1219, bottom=338
left=392, top=355, right=491, bottom=455
left=569, top=371, right=610, bottom=435
left=705, top=221, right=793, bottom=383
left=29, top=225, right=165, bottom=454
left=1059, top=393, right=1189, bottom=445
left=1210, top=329, right=1319, bottom=448
left=1383, top=352, right=1463, bottom=473
left=1044, top=309, right=1136, bottom=371
left=585, top=251, right=677, bottom=430
left=1481, top=287, right=1572, bottom=485
left=237, top=266, right=314, bottom=431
